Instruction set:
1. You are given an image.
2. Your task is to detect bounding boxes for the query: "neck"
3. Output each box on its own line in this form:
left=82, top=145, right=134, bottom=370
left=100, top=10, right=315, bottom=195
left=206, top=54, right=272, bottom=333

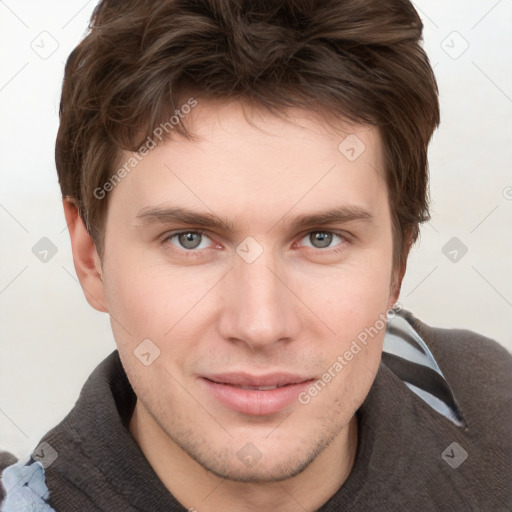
left=129, top=402, right=358, bottom=512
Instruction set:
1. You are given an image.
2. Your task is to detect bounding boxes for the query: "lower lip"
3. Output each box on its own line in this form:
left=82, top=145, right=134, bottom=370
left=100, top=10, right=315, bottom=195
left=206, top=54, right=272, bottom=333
left=200, top=378, right=314, bottom=416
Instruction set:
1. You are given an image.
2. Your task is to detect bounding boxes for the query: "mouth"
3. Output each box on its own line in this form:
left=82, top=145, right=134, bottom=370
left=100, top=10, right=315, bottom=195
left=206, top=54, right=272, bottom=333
left=236, top=384, right=288, bottom=390
left=200, top=372, right=315, bottom=416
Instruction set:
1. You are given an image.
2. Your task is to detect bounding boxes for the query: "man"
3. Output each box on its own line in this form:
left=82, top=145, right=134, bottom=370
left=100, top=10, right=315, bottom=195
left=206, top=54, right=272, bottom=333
left=1, top=0, right=511, bottom=510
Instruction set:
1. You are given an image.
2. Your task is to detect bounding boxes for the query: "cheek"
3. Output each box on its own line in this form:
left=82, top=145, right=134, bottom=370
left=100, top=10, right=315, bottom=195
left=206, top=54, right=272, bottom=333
left=310, top=261, right=392, bottom=335
left=303, top=258, right=392, bottom=390
left=101, top=252, right=171, bottom=344
left=101, top=249, right=214, bottom=374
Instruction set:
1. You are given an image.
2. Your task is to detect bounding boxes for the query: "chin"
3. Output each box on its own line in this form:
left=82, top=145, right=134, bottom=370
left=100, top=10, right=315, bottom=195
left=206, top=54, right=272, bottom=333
left=195, top=452, right=314, bottom=484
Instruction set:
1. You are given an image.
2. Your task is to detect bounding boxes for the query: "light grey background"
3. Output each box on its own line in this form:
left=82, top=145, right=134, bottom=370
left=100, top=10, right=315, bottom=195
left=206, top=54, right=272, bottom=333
left=1, top=0, right=511, bottom=460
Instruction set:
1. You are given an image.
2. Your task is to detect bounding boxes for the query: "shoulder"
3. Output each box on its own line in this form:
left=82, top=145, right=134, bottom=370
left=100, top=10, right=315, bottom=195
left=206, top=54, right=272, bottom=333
left=404, top=310, right=512, bottom=373
left=401, top=310, right=512, bottom=414
left=384, top=311, right=512, bottom=507
left=0, top=451, right=18, bottom=503
left=0, top=455, right=55, bottom=511
left=0, top=451, right=17, bottom=475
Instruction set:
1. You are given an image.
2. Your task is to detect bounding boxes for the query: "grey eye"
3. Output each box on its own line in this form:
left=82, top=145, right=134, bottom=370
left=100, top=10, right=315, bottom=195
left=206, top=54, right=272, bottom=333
left=177, top=232, right=203, bottom=250
left=309, top=231, right=333, bottom=249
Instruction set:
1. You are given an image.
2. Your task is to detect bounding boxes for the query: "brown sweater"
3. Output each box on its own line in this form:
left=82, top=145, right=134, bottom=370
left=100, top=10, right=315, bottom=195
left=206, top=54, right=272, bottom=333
left=1, top=310, right=511, bottom=511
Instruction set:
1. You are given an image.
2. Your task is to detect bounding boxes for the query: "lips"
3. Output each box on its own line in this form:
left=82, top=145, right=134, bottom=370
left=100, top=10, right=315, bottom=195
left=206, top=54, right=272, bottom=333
left=203, top=372, right=311, bottom=387
left=200, top=372, right=314, bottom=415
left=238, top=385, right=285, bottom=390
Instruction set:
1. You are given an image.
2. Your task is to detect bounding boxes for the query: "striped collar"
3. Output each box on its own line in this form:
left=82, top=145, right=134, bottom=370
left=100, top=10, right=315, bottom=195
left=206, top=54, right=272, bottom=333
left=383, top=311, right=466, bottom=428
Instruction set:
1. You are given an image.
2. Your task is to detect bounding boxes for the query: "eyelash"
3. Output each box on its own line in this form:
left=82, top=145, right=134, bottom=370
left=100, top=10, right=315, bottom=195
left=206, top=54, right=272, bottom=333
left=161, top=229, right=349, bottom=257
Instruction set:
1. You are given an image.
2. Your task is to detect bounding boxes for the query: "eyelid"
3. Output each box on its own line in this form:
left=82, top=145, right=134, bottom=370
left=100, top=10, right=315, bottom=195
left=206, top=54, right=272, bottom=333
left=297, top=228, right=350, bottom=240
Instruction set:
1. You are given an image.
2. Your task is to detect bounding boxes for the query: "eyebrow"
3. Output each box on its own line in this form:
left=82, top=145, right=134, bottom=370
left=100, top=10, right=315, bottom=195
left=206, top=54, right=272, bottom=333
left=134, top=205, right=373, bottom=231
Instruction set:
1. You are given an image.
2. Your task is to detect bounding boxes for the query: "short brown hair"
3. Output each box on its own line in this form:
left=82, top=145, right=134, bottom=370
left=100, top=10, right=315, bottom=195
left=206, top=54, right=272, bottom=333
left=55, top=0, right=440, bottom=272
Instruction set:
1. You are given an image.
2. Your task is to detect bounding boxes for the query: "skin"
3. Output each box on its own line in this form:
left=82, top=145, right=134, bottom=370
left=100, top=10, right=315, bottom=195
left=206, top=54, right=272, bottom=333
left=64, top=98, right=407, bottom=512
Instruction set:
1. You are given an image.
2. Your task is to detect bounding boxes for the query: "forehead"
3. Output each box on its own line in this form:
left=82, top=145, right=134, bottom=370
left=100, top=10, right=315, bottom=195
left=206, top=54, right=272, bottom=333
left=107, top=99, right=389, bottom=228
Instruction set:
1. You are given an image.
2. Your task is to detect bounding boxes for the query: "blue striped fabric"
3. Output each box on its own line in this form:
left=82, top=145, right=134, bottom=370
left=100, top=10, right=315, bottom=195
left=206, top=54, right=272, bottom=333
left=1, top=456, right=55, bottom=511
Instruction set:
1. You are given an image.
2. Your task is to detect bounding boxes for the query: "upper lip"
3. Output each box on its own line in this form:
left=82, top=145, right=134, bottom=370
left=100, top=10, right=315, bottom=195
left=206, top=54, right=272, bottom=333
left=202, top=372, right=313, bottom=387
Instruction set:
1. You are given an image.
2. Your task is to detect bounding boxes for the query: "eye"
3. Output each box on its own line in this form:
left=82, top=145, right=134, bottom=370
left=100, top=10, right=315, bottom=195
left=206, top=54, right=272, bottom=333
left=298, top=231, right=347, bottom=251
left=164, top=231, right=214, bottom=251
left=162, top=229, right=348, bottom=255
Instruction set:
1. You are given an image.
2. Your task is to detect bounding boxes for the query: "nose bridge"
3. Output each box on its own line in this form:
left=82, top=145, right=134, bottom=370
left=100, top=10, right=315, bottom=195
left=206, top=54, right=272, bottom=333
left=220, top=241, right=299, bottom=349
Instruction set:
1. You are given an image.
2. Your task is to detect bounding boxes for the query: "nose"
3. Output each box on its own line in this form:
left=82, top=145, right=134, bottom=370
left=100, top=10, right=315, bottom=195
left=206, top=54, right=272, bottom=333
left=217, top=246, right=302, bottom=351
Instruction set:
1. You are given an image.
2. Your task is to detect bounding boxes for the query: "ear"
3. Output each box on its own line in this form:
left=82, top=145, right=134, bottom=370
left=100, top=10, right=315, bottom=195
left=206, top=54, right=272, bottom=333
left=63, top=198, right=108, bottom=313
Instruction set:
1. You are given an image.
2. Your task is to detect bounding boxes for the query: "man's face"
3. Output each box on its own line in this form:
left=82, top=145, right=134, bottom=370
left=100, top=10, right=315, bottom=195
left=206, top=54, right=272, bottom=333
left=99, top=99, right=398, bottom=482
